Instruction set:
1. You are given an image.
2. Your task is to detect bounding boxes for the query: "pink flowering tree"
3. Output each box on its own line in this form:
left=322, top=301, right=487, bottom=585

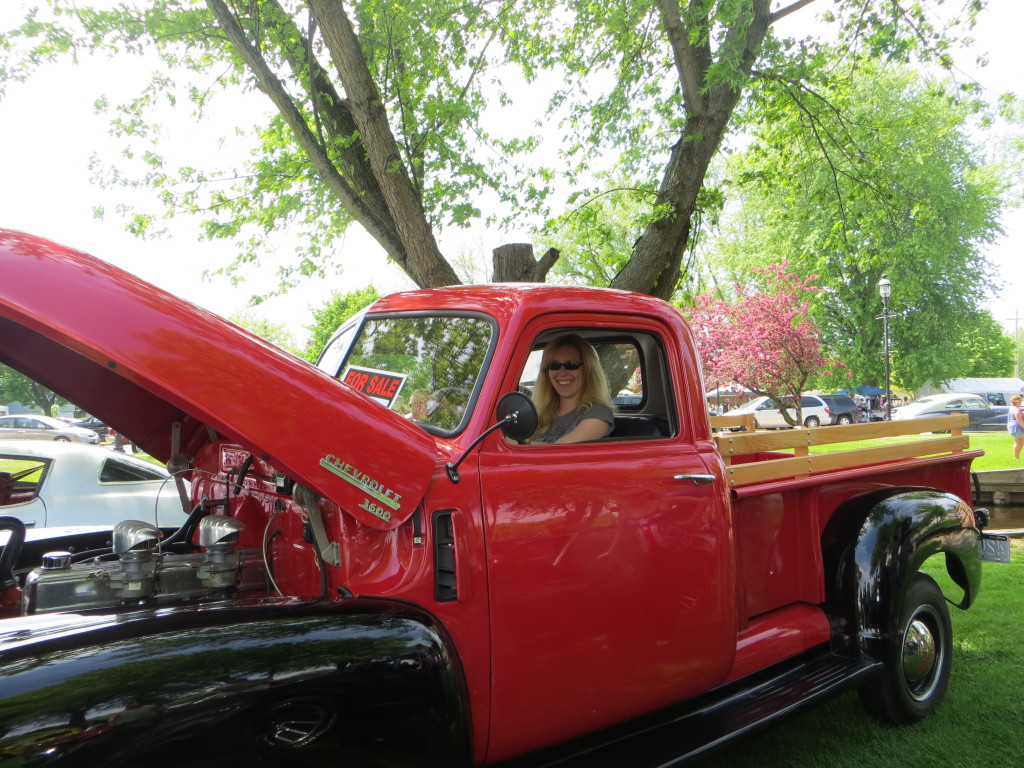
left=687, top=264, right=848, bottom=427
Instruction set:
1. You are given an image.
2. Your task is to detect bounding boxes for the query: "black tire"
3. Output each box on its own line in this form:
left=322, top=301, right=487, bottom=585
left=859, top=573, right=952, bottom=725
left=804, top=416, right=820, bottom=428
left=54, top=436, right=71, bottom=442
left=837, top=415, right=853, bottom=426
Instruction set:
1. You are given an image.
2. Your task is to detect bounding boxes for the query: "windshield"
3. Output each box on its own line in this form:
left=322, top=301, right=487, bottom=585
left=333, top=314, right=495, bottom=434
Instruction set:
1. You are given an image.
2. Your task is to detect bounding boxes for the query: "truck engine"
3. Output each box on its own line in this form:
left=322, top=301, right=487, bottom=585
left=22, top=515, right=265, bottom=615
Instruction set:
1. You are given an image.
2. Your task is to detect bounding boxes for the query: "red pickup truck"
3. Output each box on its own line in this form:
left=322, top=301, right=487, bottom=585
left=0, top=231, right=989, bottom=766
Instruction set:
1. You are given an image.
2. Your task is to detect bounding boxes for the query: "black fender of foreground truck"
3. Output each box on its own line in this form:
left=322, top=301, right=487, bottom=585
left=0, top=598, right=470, bottom=768
left=822, top=487, right=981, bottom=657
left=821, top=488, right=982, bottom=725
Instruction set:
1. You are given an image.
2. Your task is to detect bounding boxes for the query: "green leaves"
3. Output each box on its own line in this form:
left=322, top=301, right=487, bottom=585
left=711, top=57, right=1010, bottom=390
left=1, top=0, right=1007, bottom=305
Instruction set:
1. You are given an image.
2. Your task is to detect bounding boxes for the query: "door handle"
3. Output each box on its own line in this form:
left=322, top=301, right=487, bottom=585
left=674, top=474, right=716, bottom=485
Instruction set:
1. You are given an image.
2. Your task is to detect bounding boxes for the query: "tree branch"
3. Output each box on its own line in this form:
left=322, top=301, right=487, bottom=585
left=655, top=0, right=704, bottom=116
left=204, top=0, right=409, bottom=265
left=769, top=0, right=818, bottom=26
left=533, top=247, right=560, bottom=282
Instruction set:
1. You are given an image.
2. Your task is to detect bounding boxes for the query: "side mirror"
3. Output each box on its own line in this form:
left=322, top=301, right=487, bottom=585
left=496, top=391, right=538, bottom=443
left=445, top=392, right=539, bottom=483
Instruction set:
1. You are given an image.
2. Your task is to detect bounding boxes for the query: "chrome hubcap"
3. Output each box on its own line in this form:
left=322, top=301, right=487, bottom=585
left=902, top=613, right=941, bottom=700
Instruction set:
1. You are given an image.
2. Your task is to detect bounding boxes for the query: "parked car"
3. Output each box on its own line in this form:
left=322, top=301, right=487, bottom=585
left=0, top=440, right=188, bottom=528
left=973, top=412, right=1012, bottom=432
left=0, top=414, right=100, bottom=444
left=728, top=394, right=831, bottom=428
left=817, top=393, right=862, bottom=425
left=71, top=416, right=110, bottom=438
left=891, top=393, right=1008, bottom=430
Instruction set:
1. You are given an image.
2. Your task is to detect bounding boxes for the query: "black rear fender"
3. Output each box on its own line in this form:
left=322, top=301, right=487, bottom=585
left=821, top=487, right=981, bottom=659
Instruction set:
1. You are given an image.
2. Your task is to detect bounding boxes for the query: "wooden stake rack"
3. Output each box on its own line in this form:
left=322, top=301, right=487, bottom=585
left=709, top=413, right=970, bottom=487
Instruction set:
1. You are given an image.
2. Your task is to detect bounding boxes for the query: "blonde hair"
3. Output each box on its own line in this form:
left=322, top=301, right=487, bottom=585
left=532, top=334, right=613, bottom=436
left=1012, top=394, right=1023, bottom=406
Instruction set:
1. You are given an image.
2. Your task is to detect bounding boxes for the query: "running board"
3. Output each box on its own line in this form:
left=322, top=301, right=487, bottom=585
left=503, top=652, right=882, bottom=768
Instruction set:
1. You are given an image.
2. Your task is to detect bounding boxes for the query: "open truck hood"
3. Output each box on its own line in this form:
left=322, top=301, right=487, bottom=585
left=0, top=231, right=437, bottom=530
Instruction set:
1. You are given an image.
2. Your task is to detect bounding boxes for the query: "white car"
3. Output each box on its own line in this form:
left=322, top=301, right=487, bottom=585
left=0, top=414, right=100, bottom=444
left=0, top=440, right=189, bottom=529
left=728, top=394, right=832, bottom=429
left=891, top=393, right=1008, bottom=430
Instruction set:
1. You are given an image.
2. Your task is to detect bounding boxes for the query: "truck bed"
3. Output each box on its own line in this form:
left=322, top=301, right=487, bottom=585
left=707, top=413, right=980, bottom=678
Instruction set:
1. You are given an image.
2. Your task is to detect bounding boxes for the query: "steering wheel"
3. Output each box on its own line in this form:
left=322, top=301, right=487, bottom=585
left=0, top=516, right=27, bottom=592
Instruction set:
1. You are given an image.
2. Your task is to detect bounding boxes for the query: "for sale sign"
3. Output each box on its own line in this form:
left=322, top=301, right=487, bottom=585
left=341, top=365, right=408, bottom=408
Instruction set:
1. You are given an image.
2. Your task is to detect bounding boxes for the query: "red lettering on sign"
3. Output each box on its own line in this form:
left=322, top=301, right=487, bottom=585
left=343, top=368, right=403, bottom=402
left=343, top=370, right=368, bottom=390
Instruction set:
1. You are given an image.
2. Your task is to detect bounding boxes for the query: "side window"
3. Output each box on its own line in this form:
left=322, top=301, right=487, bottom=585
left=100, top=456, right=168, bottom=483
left=519, top=330, right=672, bottom=442
left=0, top=456, right=48, bottom=502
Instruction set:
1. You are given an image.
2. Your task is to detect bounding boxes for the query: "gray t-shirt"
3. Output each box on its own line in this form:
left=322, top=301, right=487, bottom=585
left=534, top=403, right=614, bottom=444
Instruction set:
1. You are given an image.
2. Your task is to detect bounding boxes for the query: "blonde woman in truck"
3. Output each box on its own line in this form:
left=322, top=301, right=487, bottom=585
left=531, top=334, right=614, bottom=444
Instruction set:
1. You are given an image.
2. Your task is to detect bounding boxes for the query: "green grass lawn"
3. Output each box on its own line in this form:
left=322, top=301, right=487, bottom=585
left=809, top=430, right=1020, bottom=472
left=696, top=540, right=1024, bottom=768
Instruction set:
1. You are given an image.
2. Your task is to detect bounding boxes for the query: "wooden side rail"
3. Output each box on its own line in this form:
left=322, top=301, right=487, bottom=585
left=714, top=414, right=969, bottom=487
left=709, top=413, right=756, bottom=433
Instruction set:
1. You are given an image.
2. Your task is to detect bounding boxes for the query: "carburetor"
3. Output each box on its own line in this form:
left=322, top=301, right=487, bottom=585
left=22, top=516, right=263, bottom=615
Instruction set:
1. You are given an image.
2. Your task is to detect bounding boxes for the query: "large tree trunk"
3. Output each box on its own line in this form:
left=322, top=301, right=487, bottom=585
left=613, top=0, right=773, bottom=300
left=309, top=0, right=460, bottom=288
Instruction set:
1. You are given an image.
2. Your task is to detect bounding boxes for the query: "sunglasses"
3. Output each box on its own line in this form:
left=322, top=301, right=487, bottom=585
left=547, top=360, right=582, bottom=371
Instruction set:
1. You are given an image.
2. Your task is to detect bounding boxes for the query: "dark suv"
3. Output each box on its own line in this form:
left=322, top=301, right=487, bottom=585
left=817, top=394, right=861, bottom=425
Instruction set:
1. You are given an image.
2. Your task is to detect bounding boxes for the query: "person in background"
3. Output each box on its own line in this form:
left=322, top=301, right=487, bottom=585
left=407, top=390, right=431, bottom=421
left=1008, top=394, right=1024, bottom=460
left=531, top=334, right=614, bottom=444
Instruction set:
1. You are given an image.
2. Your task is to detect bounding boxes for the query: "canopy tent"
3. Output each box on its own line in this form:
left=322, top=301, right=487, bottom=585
left=836, top=385, right=886, bottom=396
left=917, top=378, right=1024, bottom=404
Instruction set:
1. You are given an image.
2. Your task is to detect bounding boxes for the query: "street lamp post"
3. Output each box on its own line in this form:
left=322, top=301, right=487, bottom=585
left=877, top=275, right=892, bottom=420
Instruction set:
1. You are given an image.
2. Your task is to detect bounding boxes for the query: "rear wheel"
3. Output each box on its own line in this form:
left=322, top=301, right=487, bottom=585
left=859, top=573, right=952, bottom=725
left=804, top=416, right=820, bottom=428
left=837, top=415, right=853, bottom=426
left=54, top=436, right=71, bottom=442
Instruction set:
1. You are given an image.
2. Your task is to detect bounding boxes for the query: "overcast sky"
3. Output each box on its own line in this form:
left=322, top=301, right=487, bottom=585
left=0, top=1, right=1021, bottom=346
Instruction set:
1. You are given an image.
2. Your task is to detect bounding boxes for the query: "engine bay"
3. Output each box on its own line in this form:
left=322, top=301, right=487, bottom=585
left=1, top=441, right=348, bottom=618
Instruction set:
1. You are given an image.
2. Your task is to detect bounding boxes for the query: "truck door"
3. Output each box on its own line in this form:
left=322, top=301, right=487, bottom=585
left=477, top=321, right=736, bottom=761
